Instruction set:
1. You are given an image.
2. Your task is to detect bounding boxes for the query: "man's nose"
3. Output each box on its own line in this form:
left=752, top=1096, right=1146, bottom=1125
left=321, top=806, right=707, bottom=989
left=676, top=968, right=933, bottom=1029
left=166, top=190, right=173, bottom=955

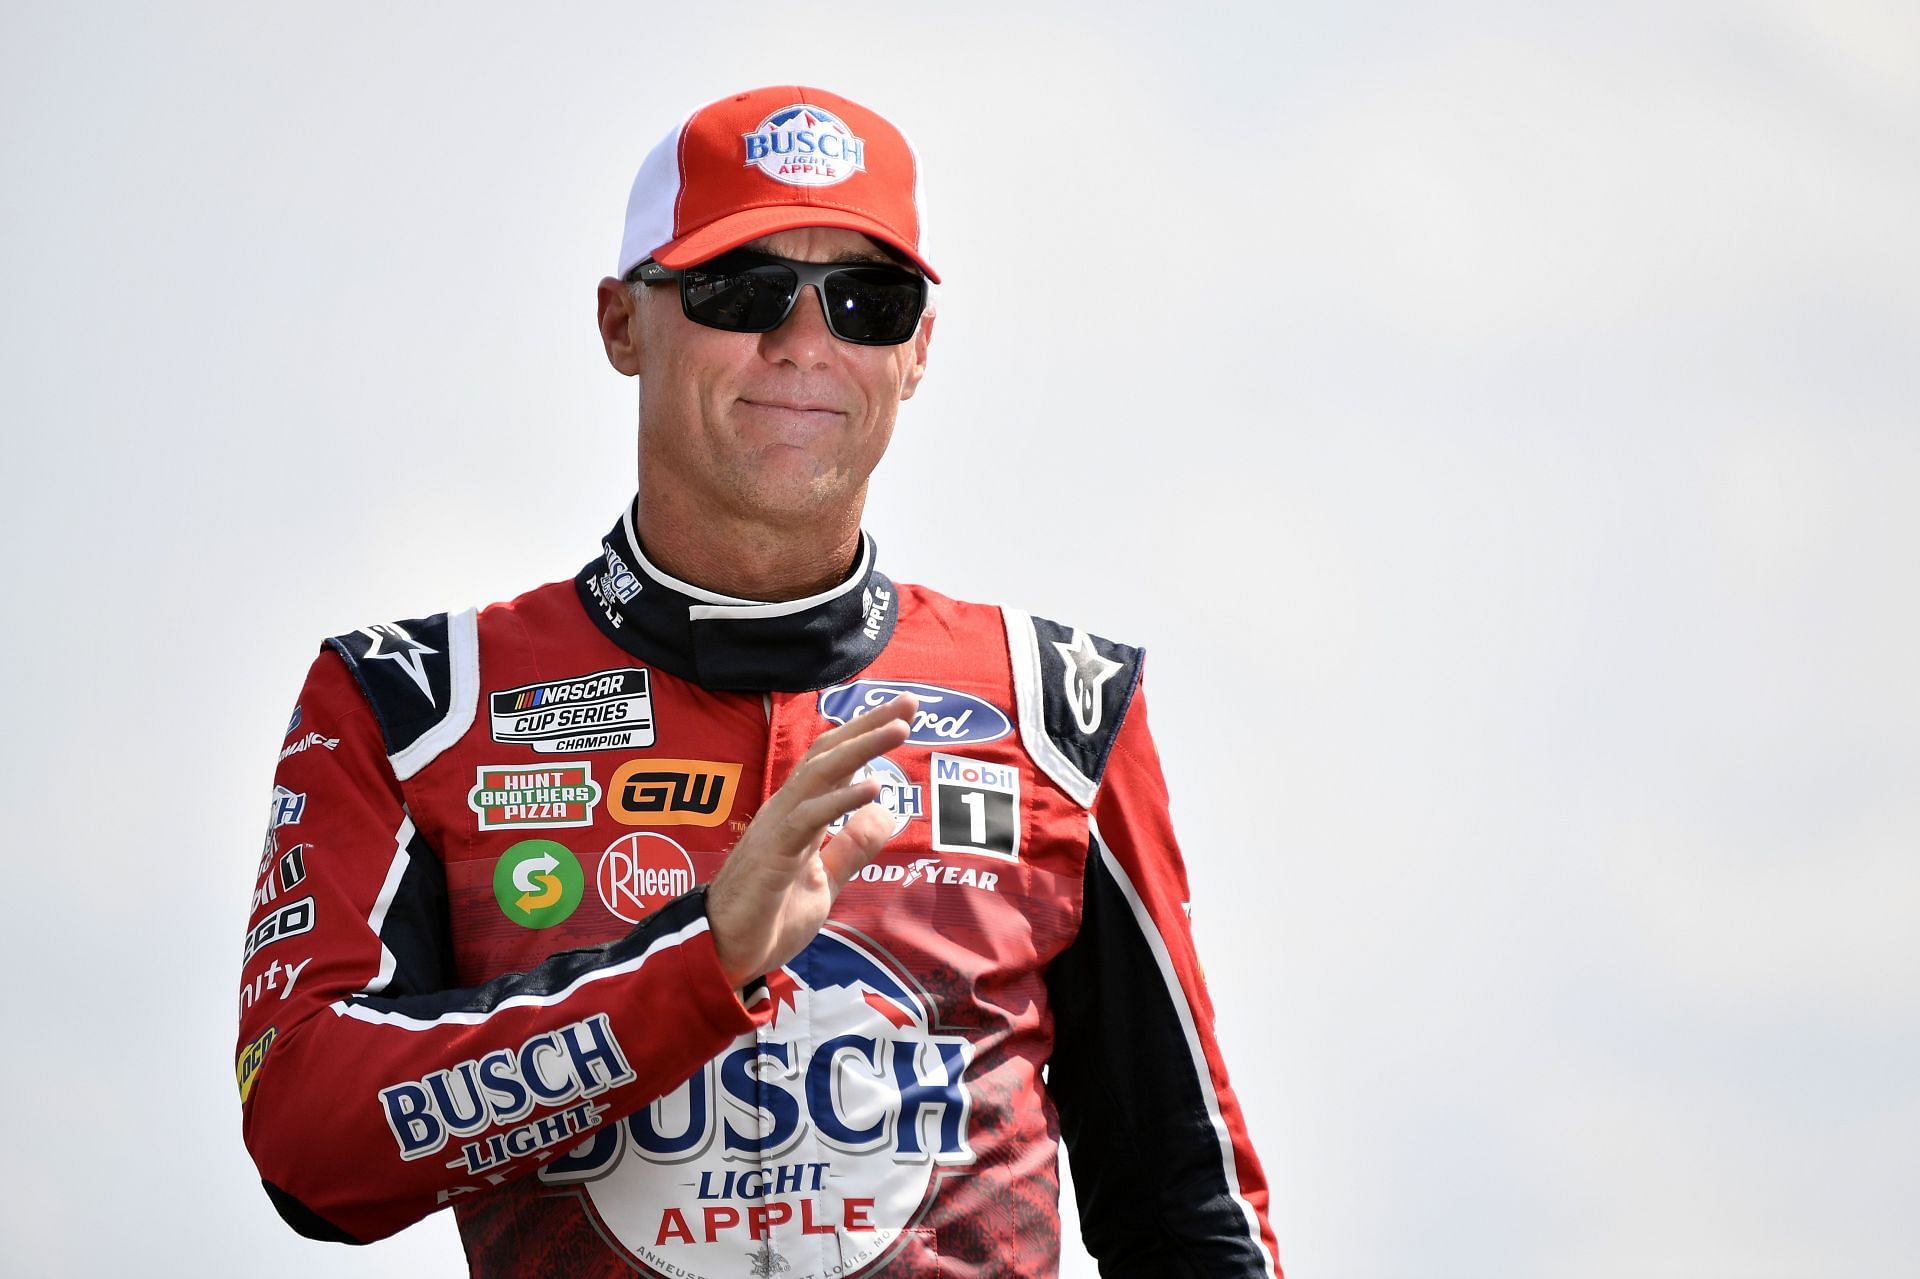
left=759, top=284, right=836, bottom=368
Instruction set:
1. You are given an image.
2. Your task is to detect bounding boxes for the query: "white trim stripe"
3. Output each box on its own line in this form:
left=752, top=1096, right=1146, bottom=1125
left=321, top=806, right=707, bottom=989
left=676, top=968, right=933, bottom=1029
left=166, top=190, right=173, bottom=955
left=621, top=502, right=875, bottom=620
left=331, top=912, right=713, bottom=1032
left=361, top=817, right=414, bottom=995
left=1088, top=815, right=1279, bottom=1279
left=1002, top=606, right=1097, bottom=808
left=389, top=607, right=479, bottom=781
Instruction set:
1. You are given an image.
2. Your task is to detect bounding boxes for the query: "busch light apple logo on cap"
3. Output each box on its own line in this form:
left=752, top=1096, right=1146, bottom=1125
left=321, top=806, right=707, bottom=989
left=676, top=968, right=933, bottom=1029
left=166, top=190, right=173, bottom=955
left=818, top=680, right=1012, bottom=747
left=541, top=925, right=973, bottom=1277
left=743, top=104, right=866, bottom=187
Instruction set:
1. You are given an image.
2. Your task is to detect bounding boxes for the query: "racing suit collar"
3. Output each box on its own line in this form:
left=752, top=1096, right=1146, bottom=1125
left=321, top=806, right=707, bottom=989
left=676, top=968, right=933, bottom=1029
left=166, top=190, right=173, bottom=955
left=574, top=499, right=898, bottom=692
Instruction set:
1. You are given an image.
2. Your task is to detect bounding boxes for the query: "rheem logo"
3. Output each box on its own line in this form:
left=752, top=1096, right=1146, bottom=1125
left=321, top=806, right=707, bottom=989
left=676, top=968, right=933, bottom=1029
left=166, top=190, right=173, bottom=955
left=597, top=832, right=698, bottom=923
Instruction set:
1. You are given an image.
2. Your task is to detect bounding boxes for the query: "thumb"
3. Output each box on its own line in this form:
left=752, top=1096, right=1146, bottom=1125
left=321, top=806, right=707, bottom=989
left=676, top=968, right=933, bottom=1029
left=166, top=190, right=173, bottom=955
left=819, top=803, right=892, bottom=897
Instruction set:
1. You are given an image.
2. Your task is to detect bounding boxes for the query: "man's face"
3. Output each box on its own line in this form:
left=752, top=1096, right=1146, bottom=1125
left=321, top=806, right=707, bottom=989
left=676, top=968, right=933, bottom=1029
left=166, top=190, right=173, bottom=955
left=600, top=227, right=934, bottom=529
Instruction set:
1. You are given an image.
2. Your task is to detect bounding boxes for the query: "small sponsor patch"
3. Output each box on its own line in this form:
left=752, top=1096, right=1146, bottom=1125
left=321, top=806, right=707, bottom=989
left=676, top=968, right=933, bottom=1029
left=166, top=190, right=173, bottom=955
left=493, top=839, right=586, bottom=929
left=242, top=897, right=315, bottom=964
left=1051, top=629, right=1126, bottom=735
left=851, top=857, right=1000, bottom=892
left=237, top=1026, right=277, bottom=1102
left=597, top=831, right=697, bottom=924
left=817, top=680, right=1012, bottom=747
left=602, top=543, right=640, bottom=603
left=278, top=731, right=339, bottom=761
left=860, top=584, right=892, bottom=641
left=606, top=759, right=741, bottom=828
left=469, top=763, right=600, bottom=831
left=929, top=753, right=1021, bottom=860
left=269, top=784, right=306, bottom=829
left=490, top=668, right=655, bottom=754
left=828, top=755, right=923, bottom=841
left=250, top=842, right=310, bottom=913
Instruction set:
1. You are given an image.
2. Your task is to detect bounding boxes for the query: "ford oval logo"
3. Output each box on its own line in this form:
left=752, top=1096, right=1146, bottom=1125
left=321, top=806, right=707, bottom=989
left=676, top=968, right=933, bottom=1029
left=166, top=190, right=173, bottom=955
left=817, top=679, right=1012, bottom=747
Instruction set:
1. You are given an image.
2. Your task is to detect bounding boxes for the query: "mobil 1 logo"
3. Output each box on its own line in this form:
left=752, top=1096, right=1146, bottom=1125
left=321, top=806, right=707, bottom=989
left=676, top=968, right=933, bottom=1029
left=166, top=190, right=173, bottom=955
left=929, top=753, right=1020, bottom=861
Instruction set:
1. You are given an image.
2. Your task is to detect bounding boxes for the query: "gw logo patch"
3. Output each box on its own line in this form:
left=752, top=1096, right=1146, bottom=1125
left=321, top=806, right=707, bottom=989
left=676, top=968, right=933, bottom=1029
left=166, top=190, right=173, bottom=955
left=606, top=759, right=742, bottom=828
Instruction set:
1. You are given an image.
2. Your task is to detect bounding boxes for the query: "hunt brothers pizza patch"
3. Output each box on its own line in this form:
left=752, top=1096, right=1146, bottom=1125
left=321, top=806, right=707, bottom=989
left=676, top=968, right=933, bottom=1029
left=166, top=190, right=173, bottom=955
left=468, top=763, right=602, bottom=831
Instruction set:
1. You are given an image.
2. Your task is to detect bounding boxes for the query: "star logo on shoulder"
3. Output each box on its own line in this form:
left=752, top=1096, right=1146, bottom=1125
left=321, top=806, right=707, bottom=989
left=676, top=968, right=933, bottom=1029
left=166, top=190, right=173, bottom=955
left=360, top=621, right=438, bottom=704
left=1052, top=630, right=1123, bottom=735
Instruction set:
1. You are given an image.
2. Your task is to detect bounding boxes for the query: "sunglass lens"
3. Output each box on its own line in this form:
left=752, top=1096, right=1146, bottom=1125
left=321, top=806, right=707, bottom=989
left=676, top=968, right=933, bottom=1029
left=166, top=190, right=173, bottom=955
left=681, top=257, right=797, bottom=332
left=823, top=267, right=924, bottom=344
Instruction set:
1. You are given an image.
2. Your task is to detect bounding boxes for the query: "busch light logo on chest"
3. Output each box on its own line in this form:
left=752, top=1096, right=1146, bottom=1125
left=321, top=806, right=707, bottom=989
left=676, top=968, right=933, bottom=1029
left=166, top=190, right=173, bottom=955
left=539, top=927, right=972, bottom=1278
left=742, top=104, right=866, bottom=187
left=818, top=680, right=1012, bottom=747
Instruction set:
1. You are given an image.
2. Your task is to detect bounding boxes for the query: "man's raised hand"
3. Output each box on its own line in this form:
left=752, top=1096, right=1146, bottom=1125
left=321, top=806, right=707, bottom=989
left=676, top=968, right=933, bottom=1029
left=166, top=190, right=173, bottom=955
left=705, top=694, right=916, bottom=988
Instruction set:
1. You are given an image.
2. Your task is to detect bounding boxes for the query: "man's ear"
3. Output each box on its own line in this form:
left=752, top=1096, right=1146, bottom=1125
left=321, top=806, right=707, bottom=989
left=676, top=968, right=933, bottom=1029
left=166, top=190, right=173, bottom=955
left=899, top=303, right=935, bottom=401
left=597, top=277, right=644, bottom=377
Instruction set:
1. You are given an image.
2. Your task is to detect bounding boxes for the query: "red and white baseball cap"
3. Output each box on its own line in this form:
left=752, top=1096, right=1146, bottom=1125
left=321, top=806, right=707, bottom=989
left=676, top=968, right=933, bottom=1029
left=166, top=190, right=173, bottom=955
left=618, top=85, right=938, bottom=283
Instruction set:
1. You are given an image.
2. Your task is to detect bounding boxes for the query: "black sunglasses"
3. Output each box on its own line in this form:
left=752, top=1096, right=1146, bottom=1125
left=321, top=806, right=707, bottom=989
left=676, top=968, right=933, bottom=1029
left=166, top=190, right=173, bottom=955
left=630, top=249, right=928, bottom=347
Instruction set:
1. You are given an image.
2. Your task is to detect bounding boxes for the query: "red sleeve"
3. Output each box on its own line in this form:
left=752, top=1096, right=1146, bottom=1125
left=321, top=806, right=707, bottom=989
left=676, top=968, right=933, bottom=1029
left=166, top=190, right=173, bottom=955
left=1047, top=681, right=1283, bottom=1277
left=235, top=650, right=756, bottom=1243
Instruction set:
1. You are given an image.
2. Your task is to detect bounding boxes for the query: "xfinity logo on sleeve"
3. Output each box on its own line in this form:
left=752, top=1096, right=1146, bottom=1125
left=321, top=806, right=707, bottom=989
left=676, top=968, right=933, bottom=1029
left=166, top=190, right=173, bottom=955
left=817, top=680, right=1011, bottom=747
left=490, top=668, right=655, bottom=754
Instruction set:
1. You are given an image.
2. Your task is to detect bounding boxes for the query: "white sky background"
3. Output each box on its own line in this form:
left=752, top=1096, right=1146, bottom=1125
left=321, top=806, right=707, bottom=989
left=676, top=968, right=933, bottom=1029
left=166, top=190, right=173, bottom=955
left=2, top=2, right=1916, bottom=1275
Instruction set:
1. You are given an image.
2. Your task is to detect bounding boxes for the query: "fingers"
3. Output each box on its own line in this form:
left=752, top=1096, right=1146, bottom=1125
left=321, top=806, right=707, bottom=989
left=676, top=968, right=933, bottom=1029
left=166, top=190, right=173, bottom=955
left=815, top=691, right=918, bottom=747
left=800, top=717, right=911, bottom=792
left=769, top=697, right=915, bottom=831
left=819, top=802, right=893, bottom=895
left=785, top=777, right=883, bottom=834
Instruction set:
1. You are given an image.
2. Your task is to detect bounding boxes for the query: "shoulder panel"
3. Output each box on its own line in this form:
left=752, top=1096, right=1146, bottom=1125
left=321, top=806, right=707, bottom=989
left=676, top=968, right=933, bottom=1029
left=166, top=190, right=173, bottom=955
left=324, top=609, right=479, bottom=781
left=1002, top=607, right=1144, bottom=808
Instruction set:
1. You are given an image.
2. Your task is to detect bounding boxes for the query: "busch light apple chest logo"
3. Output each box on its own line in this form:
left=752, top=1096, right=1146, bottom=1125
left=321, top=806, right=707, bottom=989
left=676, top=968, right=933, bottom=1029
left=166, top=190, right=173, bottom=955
left=541, top=926, right=972, bottom=1277
left=743, top=104, right=866, bottom=187
left=818, top=680, right=1012, bottom=747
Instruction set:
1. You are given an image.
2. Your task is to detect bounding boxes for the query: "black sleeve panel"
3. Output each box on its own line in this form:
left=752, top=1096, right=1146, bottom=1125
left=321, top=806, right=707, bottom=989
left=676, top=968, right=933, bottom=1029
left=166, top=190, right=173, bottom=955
left=1046, top=840, right=1273, bottom=1278
left=263, top=1179, right=362, bottom=1245
left=370, top=819, right=454, bottom=1001
left=349, top=888, right=712, bottom=1023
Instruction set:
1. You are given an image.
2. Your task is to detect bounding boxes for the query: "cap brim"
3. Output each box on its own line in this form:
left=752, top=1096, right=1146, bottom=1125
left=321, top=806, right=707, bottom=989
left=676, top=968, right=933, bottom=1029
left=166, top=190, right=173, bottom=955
left=652, top=206, right=940, bottom=284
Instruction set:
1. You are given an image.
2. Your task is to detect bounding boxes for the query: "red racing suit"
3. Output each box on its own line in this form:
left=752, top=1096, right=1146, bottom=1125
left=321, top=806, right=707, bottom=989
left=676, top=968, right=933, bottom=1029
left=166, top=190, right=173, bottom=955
left=237, top=502, right=1282, bottom=1278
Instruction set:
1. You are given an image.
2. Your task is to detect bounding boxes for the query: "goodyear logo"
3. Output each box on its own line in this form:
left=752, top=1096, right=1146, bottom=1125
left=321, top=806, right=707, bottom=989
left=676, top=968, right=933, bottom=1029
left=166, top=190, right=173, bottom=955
left=237, top=1026, right=277, bottom=1102
left=606, top=759, right=741, bottom=828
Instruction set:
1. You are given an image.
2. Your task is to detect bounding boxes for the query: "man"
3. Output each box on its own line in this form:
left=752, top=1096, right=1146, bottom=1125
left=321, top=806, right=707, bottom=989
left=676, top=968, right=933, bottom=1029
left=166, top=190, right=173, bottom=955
left=238, top=85, right=1281, bottom=1278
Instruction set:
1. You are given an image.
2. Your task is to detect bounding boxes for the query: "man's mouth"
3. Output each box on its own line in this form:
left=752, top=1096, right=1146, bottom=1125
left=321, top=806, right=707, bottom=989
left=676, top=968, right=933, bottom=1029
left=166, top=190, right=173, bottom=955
left=739, top=397, right=843, bottom=417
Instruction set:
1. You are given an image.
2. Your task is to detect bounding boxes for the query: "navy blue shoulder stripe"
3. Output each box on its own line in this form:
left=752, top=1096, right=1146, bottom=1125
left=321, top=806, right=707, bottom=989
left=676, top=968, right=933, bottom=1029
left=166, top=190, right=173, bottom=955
left=1003, top=607, right=1144, bottom=807
left=324, top=608, right=480, bottom=780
